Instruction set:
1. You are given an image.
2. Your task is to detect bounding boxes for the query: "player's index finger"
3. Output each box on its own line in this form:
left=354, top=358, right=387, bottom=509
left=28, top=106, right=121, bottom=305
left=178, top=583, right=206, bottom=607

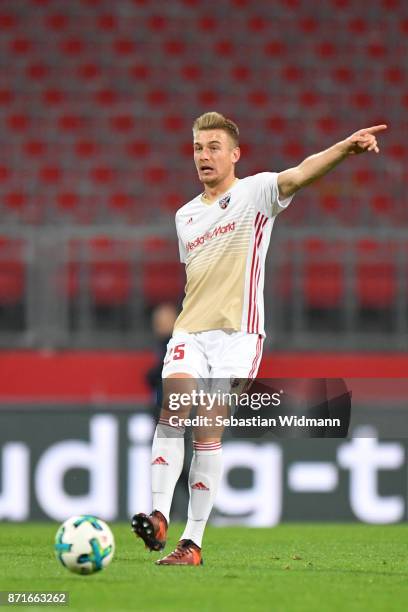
left=365, top=124, right=388, bottom=134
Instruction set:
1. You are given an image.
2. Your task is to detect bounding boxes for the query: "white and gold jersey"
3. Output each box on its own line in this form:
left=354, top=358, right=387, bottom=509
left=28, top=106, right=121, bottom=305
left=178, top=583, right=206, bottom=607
left=173, top=172, right=294, bottom=337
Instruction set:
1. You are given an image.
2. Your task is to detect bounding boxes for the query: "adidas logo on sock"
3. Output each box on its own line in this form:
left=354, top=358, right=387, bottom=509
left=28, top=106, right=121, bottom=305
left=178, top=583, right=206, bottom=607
left=191, top=481, right=209, bottom=491
left=152, top=456, right=169, bottom=466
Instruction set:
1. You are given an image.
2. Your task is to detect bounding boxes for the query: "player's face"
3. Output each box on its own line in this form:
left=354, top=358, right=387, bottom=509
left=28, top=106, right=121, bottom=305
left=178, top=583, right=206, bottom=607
left=193, top=130, right=240, bottom=186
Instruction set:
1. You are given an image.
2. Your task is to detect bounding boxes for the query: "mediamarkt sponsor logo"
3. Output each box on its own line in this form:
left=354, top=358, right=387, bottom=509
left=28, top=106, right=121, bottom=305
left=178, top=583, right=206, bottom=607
left=186, top=221, right=236, bottom=252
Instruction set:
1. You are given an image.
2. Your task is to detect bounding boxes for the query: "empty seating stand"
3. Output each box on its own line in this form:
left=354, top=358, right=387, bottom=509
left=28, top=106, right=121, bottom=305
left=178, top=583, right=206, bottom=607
left=0, top=0, right=405, bottom=347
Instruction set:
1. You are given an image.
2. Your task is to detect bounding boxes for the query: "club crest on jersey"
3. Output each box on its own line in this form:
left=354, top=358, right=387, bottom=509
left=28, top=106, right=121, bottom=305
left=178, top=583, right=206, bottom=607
left=219, top=193, right=231, bottom=209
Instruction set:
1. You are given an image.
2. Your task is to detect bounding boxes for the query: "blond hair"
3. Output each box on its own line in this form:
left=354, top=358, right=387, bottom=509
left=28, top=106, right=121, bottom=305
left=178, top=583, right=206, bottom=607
left=192, top=111, right=239, bottom=146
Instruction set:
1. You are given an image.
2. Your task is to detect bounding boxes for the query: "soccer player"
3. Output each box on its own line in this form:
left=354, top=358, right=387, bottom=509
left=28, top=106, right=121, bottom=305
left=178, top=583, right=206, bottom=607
left=132, top=112, right=386, bottom=565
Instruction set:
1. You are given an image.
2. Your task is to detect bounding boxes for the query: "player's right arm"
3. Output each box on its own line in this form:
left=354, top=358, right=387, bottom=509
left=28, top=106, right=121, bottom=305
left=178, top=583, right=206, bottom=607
left=277, top=124, right=387, bottom=199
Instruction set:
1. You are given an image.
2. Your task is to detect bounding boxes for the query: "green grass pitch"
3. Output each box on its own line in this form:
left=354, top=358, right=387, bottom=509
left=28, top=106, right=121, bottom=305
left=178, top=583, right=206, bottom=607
left=1, top=523, right=408, bottom=612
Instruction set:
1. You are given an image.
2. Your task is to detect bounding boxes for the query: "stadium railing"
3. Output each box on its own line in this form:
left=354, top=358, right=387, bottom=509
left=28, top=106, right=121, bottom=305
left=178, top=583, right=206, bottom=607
left=0, top=226, right=406, bottom=350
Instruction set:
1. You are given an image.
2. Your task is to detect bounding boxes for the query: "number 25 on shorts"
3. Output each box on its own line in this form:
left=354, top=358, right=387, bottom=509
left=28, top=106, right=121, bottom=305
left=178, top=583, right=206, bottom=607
left=164, top=342, right=185, bottom=364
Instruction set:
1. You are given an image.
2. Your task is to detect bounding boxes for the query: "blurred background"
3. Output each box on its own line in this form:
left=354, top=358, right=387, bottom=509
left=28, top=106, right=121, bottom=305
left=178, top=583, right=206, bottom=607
left=0, top=0, right=406, bottom=350
left=0, top=0, right=407, bottom=524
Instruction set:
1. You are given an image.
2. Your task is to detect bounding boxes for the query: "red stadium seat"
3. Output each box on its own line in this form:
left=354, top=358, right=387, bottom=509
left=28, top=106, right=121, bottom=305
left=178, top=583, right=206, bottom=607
left=95, top=88, right=118, bottom=106
left=0, top=89, right=14, bottom=105
left=9, top=37, right=32, bottom=55
left=315, top=41, right=337, bottom=59
left=265, top=115, right=287, bottom=133
left=142, top=261, right=184, bottom=307
left=366, top=42, right=386, bottom=59
left=264, top=40, right=287, bottom=57
left=348, top=18, right=368, bottom=35
left=388, top=143, right=406, bottom=160
left=89, top=238, right=132, bottom=306
left=331, top=65, right=354, bottom=84
left=75, top=139, right=98, bottom=158
left=180, top=141, right=193, bottom=158
left=129, top=63, right=151, bottom=80
left=4, top=192, right=27, bottom=212
left=356, top=239, right=396, bottom=308
left=147, top=88, right=168, bottom=106
left=248, top=90, right=269, bottom=107
left=231, top=64, right=250, bottom=82
left=400, top=18, right=408, bottom=34
left=0, top=238, right=25, bottom=306
left=0, top=166, right=11, bottom=182
left=281, top=65, right=303, bottom=83
left=97, top=13, right=117, bottom=30
left=283, top=141, right=305, bottom=160
left=181, top=63, right=202, bottom=81
left=90, top=166, right=115, bottom=184
left=385, top=66, right=404, bottom=85
left=25, top=62, right=49, bottom=80
left=24, top=139, right=46, bottom=157
left=147, top=15, right=167, bottom=31
left=161, top=192, right=184, bottom=213
left=7, top=113, right=30, bottom=132
left=247, top=16, right=268, bottom=32
left=59, top=37, right=85, bottom=56
left=77, top=62, right=101, bottom=80
left=45, top=13, right=69, bottom=31
left=126, top=140, right=150, bottom=158
left=108, top=192, right=135, bottom=215
left=58, top=114, right=84, bottom=132
left=320, top=195, right=342, bottom=215
left=370, top=194, right=393, bottom=217
left=280, top=0, right=300, bottom=8
left=57, top=253, right=79, bottom=300
left=351, top=92, right=373, bottom=110
left=42, top=88, right=66, bottom=106
left=214, top=39, right=234, bottom=56
left=163, top=115, right=184, bottom=132
left=109, top=114, right=135, bottom=132
left=197, top=16, right=217, bottom=31
left=299, top=90, right=320, bottom=108
left=276, top=260, right=293, bottom=302
left=298, top=17, right=318, bottom=34
left=113, top=38, right=136, bottom=55
left=352, top=168, right=374, bottom=187
left=198, top=90, right=219, bottom=105
left=144, top=166, right=168, bottom=185
left=303, top=239, right=344, bottom=308
left=382, top=0, right=400, bottom=9
left=316, top=116, right=338, bottom=135
left=0, top=12, right=17, bottom=29
left=91, top=261, right=132, bottom=306
left=164, top=39, right=187, bottom=56
left=57, top=192, right=81, bottom=214
left=39, top=165, right=62, bottom=184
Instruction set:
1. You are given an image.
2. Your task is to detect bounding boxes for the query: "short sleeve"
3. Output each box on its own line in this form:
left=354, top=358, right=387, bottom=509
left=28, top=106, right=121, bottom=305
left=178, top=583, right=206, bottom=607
left=254, top=172, right=294, bottom=218
left=178, top=236, right=187, bottom=263
left=175, top=214, right=187, bottom=263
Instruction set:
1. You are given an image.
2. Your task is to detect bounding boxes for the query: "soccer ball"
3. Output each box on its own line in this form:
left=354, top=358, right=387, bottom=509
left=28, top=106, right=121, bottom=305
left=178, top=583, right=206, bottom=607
left=54, top=515, right=115, bottom=575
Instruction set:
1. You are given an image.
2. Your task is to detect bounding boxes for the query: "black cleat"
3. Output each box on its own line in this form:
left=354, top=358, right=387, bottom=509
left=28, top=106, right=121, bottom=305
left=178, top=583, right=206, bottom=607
left=131, top=510, right=168, bottom=552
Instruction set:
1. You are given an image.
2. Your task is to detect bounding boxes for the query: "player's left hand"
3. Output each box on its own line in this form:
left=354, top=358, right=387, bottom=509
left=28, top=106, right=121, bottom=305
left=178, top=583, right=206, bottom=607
left=345, top=124, right=387, bottom=155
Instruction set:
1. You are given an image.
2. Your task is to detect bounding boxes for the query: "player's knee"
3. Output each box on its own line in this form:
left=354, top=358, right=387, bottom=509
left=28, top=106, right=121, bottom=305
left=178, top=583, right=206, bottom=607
left=161, top=374, right=196, bottom=419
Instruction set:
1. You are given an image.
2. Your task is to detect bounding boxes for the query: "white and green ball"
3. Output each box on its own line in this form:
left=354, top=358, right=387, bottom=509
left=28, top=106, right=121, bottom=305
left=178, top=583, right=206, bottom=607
left=55, top=515, right=115, bottom=574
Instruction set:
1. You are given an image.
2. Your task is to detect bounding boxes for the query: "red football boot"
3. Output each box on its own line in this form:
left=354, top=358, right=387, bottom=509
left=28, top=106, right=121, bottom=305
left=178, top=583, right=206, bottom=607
left=156, top=539, right=203, bottom=566
left=131, top=510, right=168, bottom=552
